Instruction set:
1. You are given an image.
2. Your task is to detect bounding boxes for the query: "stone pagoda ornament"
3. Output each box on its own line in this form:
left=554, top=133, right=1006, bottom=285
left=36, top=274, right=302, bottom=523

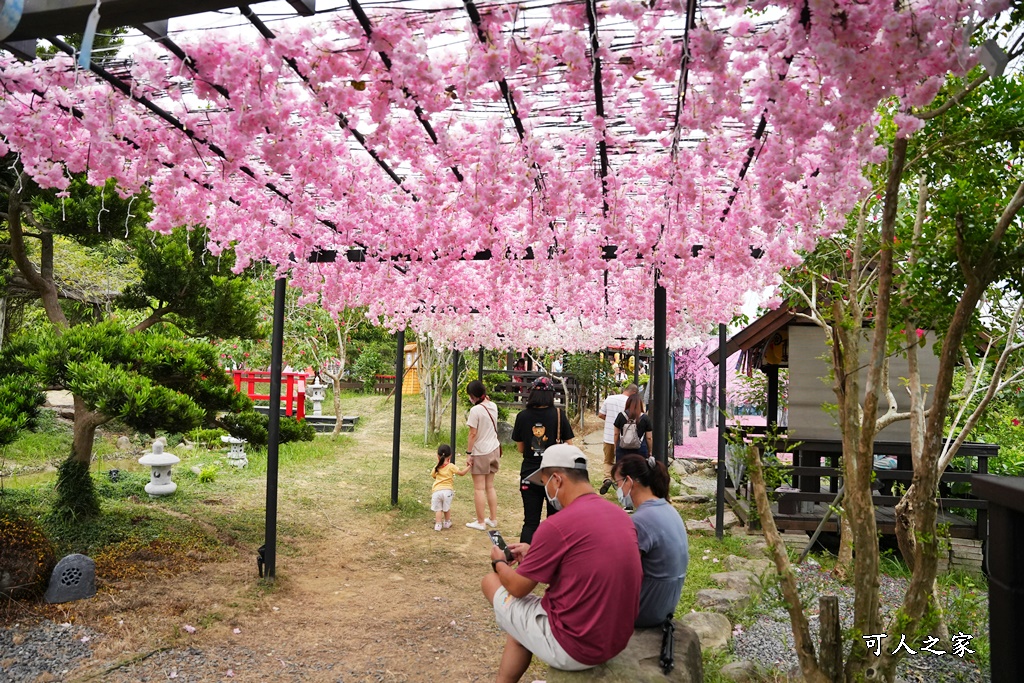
left=138, top=441, right=180, bottom=496
left=307, top=377, right=327, bottom=417
left=222, top=434, right=248, bottom=468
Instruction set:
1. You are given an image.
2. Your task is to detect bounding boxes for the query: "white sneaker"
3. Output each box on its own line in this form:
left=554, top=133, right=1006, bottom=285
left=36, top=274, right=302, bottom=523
left=443, top=520, right=452, bottom=529
left=434, top=523, right=442, bottom=531
left=485, top=518, right=498, bottom=528
left=465, top=520, right=487, bottom=531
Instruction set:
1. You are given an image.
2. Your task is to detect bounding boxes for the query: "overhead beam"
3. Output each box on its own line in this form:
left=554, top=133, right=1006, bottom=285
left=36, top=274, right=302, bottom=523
left=0, top=39, right=38, bottom=60
left=5, top=0, right=315, bottom=41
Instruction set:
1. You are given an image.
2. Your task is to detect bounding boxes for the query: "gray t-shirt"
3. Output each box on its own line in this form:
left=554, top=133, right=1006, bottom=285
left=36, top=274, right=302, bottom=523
left=631, top=498, right=689, bottom=627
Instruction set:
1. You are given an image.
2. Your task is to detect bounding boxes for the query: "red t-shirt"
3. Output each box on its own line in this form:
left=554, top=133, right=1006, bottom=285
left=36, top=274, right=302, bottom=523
left=516, top=492, right=642, bottom=665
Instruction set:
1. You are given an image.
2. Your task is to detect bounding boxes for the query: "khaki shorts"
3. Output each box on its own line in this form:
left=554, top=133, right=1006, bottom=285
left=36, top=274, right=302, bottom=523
left=469, top=446, right=501, bottom=475
left=492, top=587, right=591, bottom=671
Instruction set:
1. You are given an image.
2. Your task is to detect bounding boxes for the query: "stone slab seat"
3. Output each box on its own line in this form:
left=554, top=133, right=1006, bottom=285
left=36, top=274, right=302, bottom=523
left=547, top=622, right=702, bottom=683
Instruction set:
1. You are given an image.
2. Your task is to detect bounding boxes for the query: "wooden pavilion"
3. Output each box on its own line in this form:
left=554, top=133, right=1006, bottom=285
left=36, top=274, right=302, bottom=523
left=709, top=306, right=994, bottom=546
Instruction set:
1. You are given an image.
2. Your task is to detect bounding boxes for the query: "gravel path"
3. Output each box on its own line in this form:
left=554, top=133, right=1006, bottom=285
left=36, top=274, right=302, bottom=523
left=0, top=620, right=100, bottom=681
left=732, top=560, right=989, bottom=682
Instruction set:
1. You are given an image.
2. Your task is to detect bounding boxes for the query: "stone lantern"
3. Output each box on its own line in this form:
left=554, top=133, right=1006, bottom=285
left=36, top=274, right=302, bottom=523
left=307, top=378, right=328, bottom=417
left=222, top=435, right=248, bottom=468
left=138, top=441, right=180, bottom=496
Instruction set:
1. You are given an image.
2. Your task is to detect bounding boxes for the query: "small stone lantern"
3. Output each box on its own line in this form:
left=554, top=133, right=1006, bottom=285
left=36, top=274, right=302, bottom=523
left=307, top=378, right=328, bottom=417
left=138, top=441, right=180, bottom=496
left=222, top=435, right=248, bottom=468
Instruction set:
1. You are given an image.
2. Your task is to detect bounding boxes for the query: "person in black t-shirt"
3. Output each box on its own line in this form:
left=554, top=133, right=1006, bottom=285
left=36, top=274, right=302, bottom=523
left=511, top=377, right=574, bottom=543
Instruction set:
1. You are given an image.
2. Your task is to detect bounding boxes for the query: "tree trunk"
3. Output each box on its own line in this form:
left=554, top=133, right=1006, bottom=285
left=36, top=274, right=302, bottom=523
left=330, top=374, right=344, bottom=436
left=71, top=395, right=108, bottom=464
left=839, top=136, right=907, bottom=682
left=688, top=379, right=697, bottom=438
left=747, top=442, right=830, bottom=683
left=833, top=512, right=854, bottom=581
left=700, top=383, right=709, bottom=431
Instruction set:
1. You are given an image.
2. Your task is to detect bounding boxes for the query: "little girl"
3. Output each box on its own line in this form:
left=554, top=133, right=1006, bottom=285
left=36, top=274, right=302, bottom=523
left=431, top=444, right=470, bottom=531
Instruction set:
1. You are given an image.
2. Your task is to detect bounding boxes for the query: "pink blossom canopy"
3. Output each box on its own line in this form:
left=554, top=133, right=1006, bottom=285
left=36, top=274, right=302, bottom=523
left=0, top=0, right=999, bottom=350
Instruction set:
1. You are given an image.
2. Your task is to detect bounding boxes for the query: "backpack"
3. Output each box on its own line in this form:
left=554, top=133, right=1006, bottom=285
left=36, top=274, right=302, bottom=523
left=619, top=414, right=641, bottom=450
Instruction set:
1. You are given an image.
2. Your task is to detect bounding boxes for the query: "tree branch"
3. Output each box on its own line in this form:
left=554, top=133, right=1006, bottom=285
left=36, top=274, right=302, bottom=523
left=6, top=172, right=68, bottom=329
left=917, top=72, right=988, bottom=121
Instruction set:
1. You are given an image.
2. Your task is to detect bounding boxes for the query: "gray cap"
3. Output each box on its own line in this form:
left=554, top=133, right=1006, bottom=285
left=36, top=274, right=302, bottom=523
left=522, top=444, right=588, bottom=485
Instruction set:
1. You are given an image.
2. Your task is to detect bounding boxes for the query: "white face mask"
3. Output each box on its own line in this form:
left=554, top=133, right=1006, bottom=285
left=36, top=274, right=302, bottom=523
left=544, top=475, right=563, bottom=512
left=616, top=478, right=633, bottom=510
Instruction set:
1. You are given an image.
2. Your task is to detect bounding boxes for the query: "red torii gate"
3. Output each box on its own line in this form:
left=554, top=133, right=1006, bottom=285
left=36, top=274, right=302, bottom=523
left=229, top=369, right=308, bottom=421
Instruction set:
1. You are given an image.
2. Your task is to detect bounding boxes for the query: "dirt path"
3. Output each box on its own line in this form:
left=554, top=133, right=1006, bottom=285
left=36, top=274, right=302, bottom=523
left=43, top=397, right=593, bottom=682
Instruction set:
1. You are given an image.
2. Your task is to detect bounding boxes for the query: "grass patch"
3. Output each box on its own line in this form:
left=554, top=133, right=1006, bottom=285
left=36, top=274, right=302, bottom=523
left=677, top=530, right=756, bottom=617
left=361, top=494, right=431, bottom=521
left=939, top=569, right=989, bottom=666
left=45, top=502, right=218, bottom=556
left=236, top=434, right=352, bottom=476
left=2, top=425, right=71, bottom=471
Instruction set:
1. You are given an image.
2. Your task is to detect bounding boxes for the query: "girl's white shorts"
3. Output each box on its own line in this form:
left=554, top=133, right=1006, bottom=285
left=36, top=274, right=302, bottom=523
left=431, top=489, right=454, bottom=512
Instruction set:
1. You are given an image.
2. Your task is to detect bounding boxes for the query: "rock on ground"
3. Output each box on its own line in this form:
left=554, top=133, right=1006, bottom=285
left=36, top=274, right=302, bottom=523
left=548, top=623, right=702, bottom=683
left=694, top=588, right=751, bottom=613
left=710, top=570, right=759, bottom=593
left=720, top=660, right=759, bottom=682
left=723, top=555, right=772, bottom=577
left=678, top=611, right=731, bottom=651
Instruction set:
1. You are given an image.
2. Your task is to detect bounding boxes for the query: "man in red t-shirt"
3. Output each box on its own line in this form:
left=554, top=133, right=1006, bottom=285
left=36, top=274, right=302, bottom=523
left=481, top=444, right=642, bottom=682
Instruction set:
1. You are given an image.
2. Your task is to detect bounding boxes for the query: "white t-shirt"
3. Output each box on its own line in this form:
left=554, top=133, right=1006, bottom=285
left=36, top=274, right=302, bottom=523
left=600, top=393, right=629, bottom=445
left=467, top=400, right=501, bottom=454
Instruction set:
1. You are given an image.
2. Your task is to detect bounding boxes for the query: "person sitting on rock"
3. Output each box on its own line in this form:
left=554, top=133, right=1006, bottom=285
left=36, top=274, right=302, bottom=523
left=612, top=454, right=690, bottom=628
left=481, top=445, right=642, bottom=682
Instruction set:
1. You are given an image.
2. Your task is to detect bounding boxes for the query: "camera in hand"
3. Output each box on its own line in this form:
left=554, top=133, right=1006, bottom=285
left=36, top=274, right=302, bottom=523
left=488, top=530, right=514, bottom=562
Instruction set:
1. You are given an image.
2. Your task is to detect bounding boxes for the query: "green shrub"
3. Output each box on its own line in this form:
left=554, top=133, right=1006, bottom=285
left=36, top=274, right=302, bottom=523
left=279, top=416, right=316, bottom=442
left=52, top=456, right=100, bottom=522
left=220, top=410, right=314, bottom=446
left=94, top=469, right=149, bottom=500
left=188, top=428, right=228, bottom=447
left=221, top=410, right=268, bottom=445
left=351, top=346, right=391, bottom=393
left=198, top=465, right=218, bottom=483
left=459, top=370, right=514, bottom=421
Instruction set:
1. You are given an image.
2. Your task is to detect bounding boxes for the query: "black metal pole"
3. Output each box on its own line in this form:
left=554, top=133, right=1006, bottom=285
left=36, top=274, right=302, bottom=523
left=478, top=347, right=485, bottom=380
left=391, top=330, right=405, bottom=506
left=652, top=280, right=667, bottom=463
left=450, top=348, right=460, bottom=458
left=665, top=347, right=672, bottom=450
left=263, top=275, right=286, bottom=580
left=633, top=337, right=640, bottom=387
left=716, top=322, right=727, bottom=539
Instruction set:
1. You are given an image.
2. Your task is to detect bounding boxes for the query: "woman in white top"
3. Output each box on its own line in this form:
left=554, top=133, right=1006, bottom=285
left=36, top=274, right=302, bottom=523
left=465, top=379, right=501, bottom=530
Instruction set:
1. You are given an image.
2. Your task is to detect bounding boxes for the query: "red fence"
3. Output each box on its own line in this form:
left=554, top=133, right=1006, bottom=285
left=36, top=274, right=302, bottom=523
left=229, top=370, right=307, bottom=420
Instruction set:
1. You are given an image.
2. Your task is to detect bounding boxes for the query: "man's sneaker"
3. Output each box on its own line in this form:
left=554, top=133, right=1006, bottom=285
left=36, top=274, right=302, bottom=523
left=443, top=520, right=452, bottom=529
left=599, top=478, right=614, bottom=495
left=434, top=523, right=443, bottom=531
left=465, top=520, right=487, bottom=531
left=485, top=518, right=498, bottom=528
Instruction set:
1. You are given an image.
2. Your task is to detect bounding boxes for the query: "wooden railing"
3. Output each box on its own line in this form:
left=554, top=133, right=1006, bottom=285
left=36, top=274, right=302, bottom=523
left=484, top=371, right=577, bottom=409
left=725, top=428, right=997, bottom=542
